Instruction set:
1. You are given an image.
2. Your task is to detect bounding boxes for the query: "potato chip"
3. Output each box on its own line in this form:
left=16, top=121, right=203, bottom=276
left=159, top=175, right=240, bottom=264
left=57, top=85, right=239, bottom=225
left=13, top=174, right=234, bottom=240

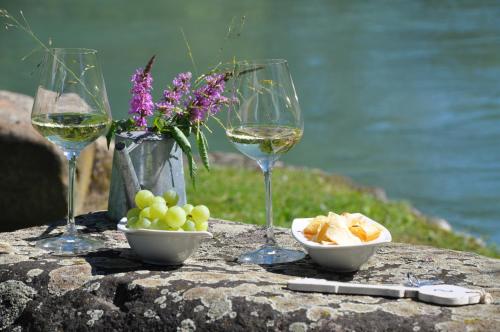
left=303, top=218, right=325, bottom=240
left=329, top=212, right=350, bottom=230
left=349, top=225, right=368, bottom=241
left=315, top=220, right=331, bottom=242
left=344, top=213, right=382, bottom=242
left=323, top=214, right=362, bottom=245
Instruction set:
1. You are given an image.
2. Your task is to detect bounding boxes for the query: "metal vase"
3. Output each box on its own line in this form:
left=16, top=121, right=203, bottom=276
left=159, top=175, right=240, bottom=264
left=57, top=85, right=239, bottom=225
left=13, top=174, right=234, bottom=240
left=107, top=131, right=186, bottom=221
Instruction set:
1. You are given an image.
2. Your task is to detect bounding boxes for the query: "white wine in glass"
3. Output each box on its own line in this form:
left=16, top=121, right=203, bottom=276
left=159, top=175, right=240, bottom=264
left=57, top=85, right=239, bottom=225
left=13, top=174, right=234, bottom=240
left=226, top=125, right=302, bottom=161
left=32, top=113, right=110, bottom=152
left=227, top=59, right=305, bottom=264
left=31, top=48, right=112, bottom=255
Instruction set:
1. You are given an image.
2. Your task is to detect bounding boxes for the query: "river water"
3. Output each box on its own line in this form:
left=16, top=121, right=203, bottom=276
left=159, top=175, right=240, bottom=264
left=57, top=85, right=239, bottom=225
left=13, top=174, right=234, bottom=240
left=1, top=0, right=499, bottom=244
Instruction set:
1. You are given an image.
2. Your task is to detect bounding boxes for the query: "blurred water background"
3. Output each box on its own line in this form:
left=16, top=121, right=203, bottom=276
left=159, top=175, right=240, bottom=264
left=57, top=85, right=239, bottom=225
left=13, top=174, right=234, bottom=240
left=1, top=0, right=499, bottom=244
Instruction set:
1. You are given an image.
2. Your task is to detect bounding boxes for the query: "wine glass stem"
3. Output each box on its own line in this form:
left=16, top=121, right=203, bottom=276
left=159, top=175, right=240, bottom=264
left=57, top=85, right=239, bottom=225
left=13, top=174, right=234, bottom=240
left=66, top=153, right=78, bottom=236
left=263, top=169, right=276, bottom=247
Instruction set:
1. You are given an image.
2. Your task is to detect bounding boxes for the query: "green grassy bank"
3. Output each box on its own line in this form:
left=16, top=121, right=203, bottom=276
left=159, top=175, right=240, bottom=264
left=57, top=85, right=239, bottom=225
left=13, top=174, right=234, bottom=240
left=188, top=165, right=499, bottom=258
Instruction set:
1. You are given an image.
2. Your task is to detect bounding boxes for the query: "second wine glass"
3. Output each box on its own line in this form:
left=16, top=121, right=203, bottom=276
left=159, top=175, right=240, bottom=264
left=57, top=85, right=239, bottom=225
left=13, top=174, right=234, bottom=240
left=227, top=59, right=305, bottom=264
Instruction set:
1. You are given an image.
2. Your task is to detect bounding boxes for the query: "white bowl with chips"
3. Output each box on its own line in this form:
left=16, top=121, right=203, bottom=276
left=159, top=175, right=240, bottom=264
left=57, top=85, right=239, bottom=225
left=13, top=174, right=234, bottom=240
left=291, top=215, right=391, bottom=272
left=117, top=218, right=212, bottom=265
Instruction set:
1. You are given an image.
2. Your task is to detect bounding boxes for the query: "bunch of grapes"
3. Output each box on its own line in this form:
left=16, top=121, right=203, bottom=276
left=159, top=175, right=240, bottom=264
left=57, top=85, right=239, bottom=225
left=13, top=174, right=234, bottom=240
left=126, top=189, right=210, bottom=232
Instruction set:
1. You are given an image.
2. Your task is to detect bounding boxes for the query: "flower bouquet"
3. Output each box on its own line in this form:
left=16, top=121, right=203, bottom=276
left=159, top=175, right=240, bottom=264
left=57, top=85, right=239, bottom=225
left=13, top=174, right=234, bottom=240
left=107, top=55, right=232, bottom=184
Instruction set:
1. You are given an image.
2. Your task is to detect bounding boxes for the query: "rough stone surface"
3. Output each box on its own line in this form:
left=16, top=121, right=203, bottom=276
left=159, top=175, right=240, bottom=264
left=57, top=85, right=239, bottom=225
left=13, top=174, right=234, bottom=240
left=0, top=212, right=498, bottom=331
left=0, top=280, right=37, bottom=329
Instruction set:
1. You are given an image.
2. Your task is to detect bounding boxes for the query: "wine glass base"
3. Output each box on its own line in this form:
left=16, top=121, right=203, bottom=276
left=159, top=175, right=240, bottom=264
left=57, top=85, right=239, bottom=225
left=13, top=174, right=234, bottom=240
left=36, top=232, right=104, bottom=256
left=238, top=245, right=305, bottom=265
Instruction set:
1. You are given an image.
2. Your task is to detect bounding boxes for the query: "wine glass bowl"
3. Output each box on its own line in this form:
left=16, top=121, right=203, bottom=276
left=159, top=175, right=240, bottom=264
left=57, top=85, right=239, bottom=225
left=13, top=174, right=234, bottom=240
left=31, top=48, right=111, bottom=255
left=227, top=59, right=305, bottom=264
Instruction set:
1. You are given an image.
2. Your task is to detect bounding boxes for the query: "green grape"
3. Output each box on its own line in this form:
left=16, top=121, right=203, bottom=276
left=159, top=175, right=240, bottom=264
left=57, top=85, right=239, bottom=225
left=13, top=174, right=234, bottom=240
left=151, top=196, right=166, bottom=206
left=191, top=205, right=210, bottom=224
left=157, top=218, right=170, bottom=230
left=150, top=203, right=167, bottom=220
left=139, top=207, right=151, bottom=220
left=149, top=219, right=162, bottom=230
left=195, top=221, right=209, bottom=232
left=126, top=208, right=140, bottom=220
left=137, top=217, right=152, bottom=229
left=163, top=190, right=179, bottom=207
left=135, top=190, right=154, bottom=209
left=182, top=220, right=196, bottom=231
left=182, top=204, right=194, bottom=216
left=157, top=221, right=176, bottom=231
left=127, top=216, right=139, bottom=228
left=164, top=206, right=186, bottom=228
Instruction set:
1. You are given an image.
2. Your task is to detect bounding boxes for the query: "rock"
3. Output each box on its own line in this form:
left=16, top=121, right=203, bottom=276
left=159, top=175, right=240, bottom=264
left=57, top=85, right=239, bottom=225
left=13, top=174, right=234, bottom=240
left=429, top=217, right=453, bottom=232
left=0, top=90, right=67, bottom=231
left=0, top=211, right=498, bottom=331
left=0, top=280, right=37, bottom=329
left=48, top=263, right=93, bottom=296
left=411, top=207, right=454, bottom=233
left=0, top=242, right=13, bottom=254
left=81, top=137, right=114, bottom=213
left=0, top=90, right=114, bottom=231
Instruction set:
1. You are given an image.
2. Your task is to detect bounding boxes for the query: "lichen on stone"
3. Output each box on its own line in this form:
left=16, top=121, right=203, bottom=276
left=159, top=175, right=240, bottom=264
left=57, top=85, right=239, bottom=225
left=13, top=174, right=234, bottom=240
left=86, top=309, right=104, bottom=327
left=0, top=280, right=37, bottom=329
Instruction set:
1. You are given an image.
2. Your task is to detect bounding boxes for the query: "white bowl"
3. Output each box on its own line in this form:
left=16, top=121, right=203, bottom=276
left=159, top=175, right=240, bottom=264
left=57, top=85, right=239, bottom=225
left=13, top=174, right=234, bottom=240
left=291, top=216, right=391, bottom=272
left=117, top=218, right=213, bottom=265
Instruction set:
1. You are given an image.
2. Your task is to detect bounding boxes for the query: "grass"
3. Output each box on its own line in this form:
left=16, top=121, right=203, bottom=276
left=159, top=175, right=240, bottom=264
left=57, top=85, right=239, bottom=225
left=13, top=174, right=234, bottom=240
left=187, top=165, right=499, bottom=258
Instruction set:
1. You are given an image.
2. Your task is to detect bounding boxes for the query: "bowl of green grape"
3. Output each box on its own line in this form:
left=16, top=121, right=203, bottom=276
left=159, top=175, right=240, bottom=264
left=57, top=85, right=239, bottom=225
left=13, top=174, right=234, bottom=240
left=117, top=189, right=212, bottom=265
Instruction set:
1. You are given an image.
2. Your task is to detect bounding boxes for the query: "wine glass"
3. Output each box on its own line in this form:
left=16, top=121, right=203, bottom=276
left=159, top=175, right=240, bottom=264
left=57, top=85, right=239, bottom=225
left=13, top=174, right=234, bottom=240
left=226, top=59, right=305, bottom=264
left=31, top=48, right=112, bottom=255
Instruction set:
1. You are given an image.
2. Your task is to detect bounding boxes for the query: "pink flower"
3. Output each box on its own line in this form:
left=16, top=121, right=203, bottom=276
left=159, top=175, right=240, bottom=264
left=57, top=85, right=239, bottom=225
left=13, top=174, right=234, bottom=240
left=129, top=68, right=154, bottom=127
left=188, top=74, right=229, bottom=122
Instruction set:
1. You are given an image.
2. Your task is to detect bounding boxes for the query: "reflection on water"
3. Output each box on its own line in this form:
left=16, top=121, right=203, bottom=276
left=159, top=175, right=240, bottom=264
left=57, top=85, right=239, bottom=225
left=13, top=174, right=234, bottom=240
left=1, top=0, right=499, bottom=243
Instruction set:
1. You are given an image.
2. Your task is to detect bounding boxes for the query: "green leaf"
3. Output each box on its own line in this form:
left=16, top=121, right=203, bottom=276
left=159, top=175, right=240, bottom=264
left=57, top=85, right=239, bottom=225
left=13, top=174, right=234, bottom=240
left=153, top=116, right=166, bottom=132
left=117, top=118, right=136, bottom=133
left=106, top=121, right=117, bottom=148
left=171, top=126, right=197, bottom=186
left=172, top=126, right=191, bottom=151
left=187, top=151, right=197, bottom=188
left=197, top=129, right=210, bottom=171
left=105, top=118, right=138, bottom=148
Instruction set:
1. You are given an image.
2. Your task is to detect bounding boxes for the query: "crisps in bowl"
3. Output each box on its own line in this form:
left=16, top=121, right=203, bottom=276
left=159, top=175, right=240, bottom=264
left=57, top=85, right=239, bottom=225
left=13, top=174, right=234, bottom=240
left=292, top=215, right=391, bottom=271
left=304, top=212, right=382, bottom=245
